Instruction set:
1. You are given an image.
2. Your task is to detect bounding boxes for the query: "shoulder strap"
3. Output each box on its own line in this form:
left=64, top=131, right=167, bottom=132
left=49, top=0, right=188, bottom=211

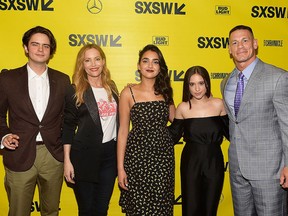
left=129, top=85, right=136, bottom=103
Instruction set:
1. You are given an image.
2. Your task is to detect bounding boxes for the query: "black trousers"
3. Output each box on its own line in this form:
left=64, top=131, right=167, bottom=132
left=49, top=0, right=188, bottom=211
left=74, top=140, right=117, bottom=216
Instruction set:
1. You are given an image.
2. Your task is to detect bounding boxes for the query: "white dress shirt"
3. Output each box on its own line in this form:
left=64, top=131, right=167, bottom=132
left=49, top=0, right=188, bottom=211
left=27, top=64, right=50, bottom=141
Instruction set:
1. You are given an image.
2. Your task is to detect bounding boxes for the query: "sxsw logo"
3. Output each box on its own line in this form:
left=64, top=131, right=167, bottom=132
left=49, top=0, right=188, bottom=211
left=153, top=36, right=169, bottom=46
left=0, top=0, right=53, bottom=11
left=68, top=34, right=122, bottom=47
left=197, top=36, right=229, bottom=49
left=215, top=5, right=231, bottom=15
left=135, top=1, right=186, bottom=15
left=251, top=6, right=287, bottom=18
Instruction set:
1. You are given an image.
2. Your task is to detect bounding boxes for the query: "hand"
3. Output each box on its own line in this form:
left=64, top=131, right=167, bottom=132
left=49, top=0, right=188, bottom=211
left=3, top=134, right=19, bottom=150
left=118, top=169, right=129, bottom=190
left=64, top=160, right=75, bottom=184
left=280, top=166, right=288, bottom=188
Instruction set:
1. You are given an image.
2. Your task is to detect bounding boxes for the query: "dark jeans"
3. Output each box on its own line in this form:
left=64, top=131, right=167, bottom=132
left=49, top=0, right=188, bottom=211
left=74, top=140, right=117, bottom=216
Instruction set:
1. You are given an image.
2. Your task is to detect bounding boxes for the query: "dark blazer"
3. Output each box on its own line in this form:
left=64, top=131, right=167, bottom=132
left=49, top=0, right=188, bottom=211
left=0, top=65, right=71, bottom=172
left=62, top=84, right=119, bottom=182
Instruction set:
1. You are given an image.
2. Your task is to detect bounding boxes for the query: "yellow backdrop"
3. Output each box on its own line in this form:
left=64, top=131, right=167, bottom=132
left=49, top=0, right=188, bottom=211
left=0, top=0, right=287, bottom=215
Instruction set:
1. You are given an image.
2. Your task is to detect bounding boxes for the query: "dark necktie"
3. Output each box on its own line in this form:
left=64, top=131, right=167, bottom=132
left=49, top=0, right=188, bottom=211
left=234, top=72, right=245, bottom=117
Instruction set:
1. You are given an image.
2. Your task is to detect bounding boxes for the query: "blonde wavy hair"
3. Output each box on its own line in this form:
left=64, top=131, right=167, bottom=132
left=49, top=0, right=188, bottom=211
left=72, top=44, right=118, bottom=106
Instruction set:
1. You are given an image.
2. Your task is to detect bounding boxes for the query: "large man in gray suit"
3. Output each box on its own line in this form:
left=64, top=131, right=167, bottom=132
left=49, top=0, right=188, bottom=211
left=221, top=25, right=288, bottom=216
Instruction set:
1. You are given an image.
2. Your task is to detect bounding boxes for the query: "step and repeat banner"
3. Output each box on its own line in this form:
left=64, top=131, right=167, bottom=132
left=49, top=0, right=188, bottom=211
left=0, top=0, right=287, bottom=215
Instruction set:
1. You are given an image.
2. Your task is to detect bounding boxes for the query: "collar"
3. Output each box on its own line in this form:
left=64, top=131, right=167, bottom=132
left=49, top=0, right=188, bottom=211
left=27, top=64, right=48, bottom=80
left=238, top=57, right=259, bottom=80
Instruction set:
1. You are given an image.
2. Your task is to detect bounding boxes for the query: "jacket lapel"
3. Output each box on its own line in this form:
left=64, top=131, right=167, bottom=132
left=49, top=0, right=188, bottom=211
left=42, top=68, right=56, bottom=120
left=112, top=91, right=119, bottom=133
left=238, top=60, right=263, bottom=116
left=84, top=87, right=102, bottom=127
left=222, top=72, right=236, bottom=121
left=19, top=65, right=39, bottom=121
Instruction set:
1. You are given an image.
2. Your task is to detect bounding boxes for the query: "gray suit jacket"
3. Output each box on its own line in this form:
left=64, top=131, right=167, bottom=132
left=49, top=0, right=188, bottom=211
left=221, top=59, right=288, bottom=180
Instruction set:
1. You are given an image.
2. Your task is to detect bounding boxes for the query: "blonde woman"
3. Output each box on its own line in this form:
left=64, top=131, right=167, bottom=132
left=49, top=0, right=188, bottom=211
left=62, top=44, right=119, bottom=216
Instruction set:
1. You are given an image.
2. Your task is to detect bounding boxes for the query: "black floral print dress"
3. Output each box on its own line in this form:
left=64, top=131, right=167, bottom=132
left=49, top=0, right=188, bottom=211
left=119, top=88, right=174, bottom=216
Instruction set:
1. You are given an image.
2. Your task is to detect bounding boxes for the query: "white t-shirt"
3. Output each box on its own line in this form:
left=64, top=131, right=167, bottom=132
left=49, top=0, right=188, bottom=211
left=92, top=87, right=117, bottom=143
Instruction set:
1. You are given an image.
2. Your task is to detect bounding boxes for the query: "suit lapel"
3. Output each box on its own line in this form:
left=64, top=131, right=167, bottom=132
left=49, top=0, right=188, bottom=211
left=222, top=72, right=236, bottom=121
left=84, top=87, right=102, bottom=127
left=112, top=91, right=119, bottom=131
left=238, top=60, right=263, bottom=115
left=42, top=68, right=56, bottom=120
left=112, top=91, right=119, bottom=107
left=18, top=66, right=39, bottom=121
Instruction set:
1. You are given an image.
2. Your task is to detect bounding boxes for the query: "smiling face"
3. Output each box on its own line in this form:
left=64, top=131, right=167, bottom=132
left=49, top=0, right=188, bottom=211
left=189, top=73, right=207, bottom=100
left=229, top=29, right=258, bottom=70
left=137, top=50, right=160, bottom=79
left=24, top=33, right=51, bottom=65
left=83, top=48, right=105, bottom=79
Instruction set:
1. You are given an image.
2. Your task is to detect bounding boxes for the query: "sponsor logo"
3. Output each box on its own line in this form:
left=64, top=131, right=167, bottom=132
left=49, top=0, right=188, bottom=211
left=0, top=0, right=53, bottom=11
left=210, top=73, right=230, bottom=79
left=198, top=37, right=229, bottom=49
left=68, top=34, right=122, bottom=47
left=251, top=6, right=287, bottom=18
left=87, top=0, right=102, bottom=14
left=152, top=36, right=169, bottom=46
left=263, top=40, right=283, bottom=47
left=135, top=1, right=186, bottom=15
left=215, top=5, right=231, bottom=15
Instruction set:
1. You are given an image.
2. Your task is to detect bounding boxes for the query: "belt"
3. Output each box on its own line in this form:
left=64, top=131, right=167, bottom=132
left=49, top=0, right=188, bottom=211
left=36, top=141, right=45, bottom=145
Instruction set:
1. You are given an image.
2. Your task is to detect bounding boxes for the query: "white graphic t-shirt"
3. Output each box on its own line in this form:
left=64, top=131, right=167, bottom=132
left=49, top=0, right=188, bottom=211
left=92, top=87, right=117, bottom=143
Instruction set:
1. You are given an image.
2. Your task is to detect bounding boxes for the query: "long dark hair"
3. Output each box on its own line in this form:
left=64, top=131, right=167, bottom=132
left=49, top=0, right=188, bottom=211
left=138, top=44, right=173, bottom=105
left=182, top=66, right=211, bottom=109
